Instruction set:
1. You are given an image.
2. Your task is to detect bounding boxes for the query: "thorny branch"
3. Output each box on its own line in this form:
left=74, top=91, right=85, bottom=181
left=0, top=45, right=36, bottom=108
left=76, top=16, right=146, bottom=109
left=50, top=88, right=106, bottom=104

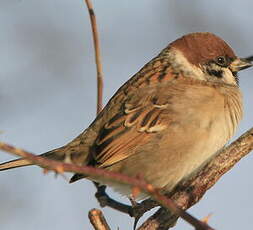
left=0, top=141, right=214, bottom=230
left=0, top=127, right=252, bottom=230
left=1, top=127, right=252, bottom=230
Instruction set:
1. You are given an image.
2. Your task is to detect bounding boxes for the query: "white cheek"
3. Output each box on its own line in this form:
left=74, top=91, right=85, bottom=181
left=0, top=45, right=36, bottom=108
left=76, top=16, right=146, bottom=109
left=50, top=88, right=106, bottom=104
left=222, top=68, right=237, bottom=85
left=171, top=49, right=206, bottom=80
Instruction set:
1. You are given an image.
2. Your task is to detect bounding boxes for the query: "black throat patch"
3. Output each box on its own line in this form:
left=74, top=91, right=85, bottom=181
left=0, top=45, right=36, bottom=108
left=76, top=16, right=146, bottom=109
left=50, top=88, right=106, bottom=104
left=207, top=69, right=223, bottom=78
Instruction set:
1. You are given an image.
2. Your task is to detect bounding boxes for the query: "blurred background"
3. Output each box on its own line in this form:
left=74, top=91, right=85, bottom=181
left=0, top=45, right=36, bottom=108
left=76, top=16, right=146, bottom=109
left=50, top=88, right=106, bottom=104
left=0, top=1, right=253, bottom=229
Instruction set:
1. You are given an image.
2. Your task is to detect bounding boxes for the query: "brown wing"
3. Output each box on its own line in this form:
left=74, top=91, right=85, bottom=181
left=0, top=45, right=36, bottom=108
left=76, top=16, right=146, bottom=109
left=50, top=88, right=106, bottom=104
left=70, top=55, right=184, bottom=182
left=90, top=79, right=178, bottom=168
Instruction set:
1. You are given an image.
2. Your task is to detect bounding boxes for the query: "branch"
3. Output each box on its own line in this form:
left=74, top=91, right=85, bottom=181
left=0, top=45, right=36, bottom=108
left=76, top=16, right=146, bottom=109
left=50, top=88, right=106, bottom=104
left=137, top=127, right=253, bottom=230
left=0, top=142, right=214, bottom=230
left=84, top=0, right=104, bottom=114
left=89, top=209, right=111, bottom=230
left=1, top=127, right=252, bottom=229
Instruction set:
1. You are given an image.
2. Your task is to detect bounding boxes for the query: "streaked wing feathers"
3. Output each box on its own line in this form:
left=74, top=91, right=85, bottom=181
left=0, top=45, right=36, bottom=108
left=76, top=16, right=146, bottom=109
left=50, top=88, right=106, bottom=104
left=91, top=83, right=175, bottom=168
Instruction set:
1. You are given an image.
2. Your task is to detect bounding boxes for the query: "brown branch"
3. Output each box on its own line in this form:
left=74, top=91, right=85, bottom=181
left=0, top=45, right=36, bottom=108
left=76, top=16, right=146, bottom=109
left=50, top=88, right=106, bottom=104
left=89, top=209, right=111, bottom=230
left=137, top=127, right=253, bottom=230
left=0, top=142, right=214, bottom=230
left=84, top=0, right=104, bottom=114
left=0, top=127, right=252, bottom=229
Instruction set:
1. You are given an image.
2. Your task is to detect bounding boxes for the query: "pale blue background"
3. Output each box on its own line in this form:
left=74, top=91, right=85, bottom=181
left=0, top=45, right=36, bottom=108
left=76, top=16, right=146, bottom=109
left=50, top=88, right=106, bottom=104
left=0, top=1, right=253, bottom=230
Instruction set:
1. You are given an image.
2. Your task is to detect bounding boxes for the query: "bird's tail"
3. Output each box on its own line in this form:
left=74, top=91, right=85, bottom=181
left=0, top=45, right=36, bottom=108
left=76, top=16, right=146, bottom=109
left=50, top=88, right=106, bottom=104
left=0, top=147, right=65, bottom=171
left=0, top=158, right=33, bottom=171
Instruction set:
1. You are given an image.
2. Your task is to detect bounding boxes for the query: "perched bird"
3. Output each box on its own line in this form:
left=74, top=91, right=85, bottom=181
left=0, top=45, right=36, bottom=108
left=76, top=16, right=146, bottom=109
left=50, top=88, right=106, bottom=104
left=0, top=32, right=252, bottom=199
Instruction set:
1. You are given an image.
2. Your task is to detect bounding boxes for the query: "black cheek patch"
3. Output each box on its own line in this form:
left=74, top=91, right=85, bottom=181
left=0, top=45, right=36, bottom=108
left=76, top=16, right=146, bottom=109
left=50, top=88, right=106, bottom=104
left=232, top=71, right=239, bottom=85
left=207, top=69, right=223, bottom=78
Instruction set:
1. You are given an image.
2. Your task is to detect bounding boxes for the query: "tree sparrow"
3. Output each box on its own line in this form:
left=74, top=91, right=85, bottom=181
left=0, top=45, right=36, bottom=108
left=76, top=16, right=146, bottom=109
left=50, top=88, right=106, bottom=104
left=1, top=32, right=252, bottom=199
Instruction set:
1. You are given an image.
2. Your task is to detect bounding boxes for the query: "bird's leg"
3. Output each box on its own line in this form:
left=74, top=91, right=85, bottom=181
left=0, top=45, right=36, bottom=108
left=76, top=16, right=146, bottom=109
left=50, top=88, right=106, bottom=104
left=130, top=198, right=160, bottom=230
left=128, top=196, right=142, bottom=230
left=93, top=182, right=159, bottom=228
left=94, top=182, right=132, bottom=215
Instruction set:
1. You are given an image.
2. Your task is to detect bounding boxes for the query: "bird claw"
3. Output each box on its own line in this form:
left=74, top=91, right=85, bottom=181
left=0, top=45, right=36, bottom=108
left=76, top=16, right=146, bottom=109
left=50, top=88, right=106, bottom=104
left=94, top=184, right=155, bottom=230
left=127, top=199, right=144, bottom=230
left=95, top=185, right=108, bottom=207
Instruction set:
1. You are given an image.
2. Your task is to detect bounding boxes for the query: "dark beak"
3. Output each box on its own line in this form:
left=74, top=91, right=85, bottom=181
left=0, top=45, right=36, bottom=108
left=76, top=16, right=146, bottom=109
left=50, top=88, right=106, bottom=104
left=230, top=56, right=253, bottom=72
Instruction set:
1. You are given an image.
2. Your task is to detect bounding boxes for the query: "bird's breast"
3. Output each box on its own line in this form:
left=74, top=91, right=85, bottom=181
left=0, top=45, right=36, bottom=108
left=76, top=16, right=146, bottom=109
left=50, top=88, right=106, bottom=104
left=166, top=85, right=243, bottom=186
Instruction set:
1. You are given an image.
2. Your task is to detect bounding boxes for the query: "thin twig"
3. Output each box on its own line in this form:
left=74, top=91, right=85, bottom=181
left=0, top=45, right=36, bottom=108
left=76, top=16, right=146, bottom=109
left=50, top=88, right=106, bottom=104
left=0, top=141, right=214, bottom=230
left=83, top=0, right=112, bottom=214
left=89, top=209, right=111, bottom=230
left=84, top=0, right=104, bottom=114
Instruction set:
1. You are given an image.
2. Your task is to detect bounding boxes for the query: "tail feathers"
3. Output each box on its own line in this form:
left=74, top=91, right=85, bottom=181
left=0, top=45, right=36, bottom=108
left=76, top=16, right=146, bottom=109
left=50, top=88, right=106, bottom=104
left=69, top=173, right=85, bottom=183
left=0, top=147, right=66, bottom=172
left=0, top=158, right=33, bottom=171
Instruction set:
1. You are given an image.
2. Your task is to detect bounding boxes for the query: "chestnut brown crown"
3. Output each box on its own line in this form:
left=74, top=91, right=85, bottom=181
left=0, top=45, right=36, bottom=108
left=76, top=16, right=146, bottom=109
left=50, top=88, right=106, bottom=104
left=171, top=32, right=236, bottom=66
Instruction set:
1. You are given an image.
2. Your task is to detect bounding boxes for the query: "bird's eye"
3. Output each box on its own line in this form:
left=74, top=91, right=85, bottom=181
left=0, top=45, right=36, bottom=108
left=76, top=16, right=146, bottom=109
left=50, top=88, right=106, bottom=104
left=215, top=56, right=228, bottom=67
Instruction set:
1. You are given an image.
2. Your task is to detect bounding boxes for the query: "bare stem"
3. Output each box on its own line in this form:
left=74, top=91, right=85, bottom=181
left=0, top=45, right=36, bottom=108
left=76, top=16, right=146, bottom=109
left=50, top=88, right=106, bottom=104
left=89, top=209, right=111, bottom=230
left=84, top=0, right=104, bottom=114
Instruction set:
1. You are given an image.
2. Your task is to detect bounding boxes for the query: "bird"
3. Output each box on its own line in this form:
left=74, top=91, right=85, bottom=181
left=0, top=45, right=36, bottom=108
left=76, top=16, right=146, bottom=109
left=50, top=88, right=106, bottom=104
left=0, top=32, right=252, bottom=199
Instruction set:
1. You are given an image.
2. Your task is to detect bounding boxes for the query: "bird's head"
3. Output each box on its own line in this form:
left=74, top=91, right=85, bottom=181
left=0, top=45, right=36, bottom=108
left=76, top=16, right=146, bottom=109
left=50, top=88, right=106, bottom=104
left=169, top=32, right=252, bottom=85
